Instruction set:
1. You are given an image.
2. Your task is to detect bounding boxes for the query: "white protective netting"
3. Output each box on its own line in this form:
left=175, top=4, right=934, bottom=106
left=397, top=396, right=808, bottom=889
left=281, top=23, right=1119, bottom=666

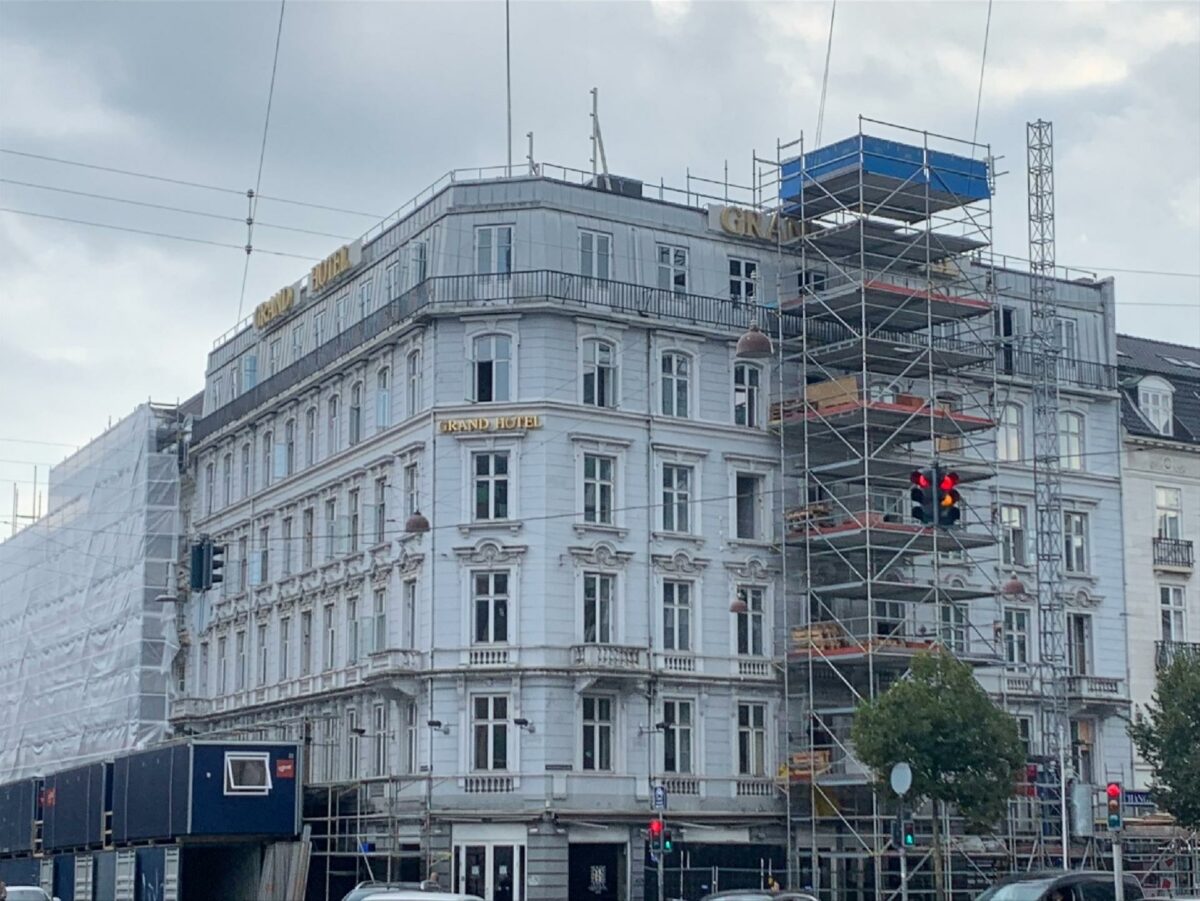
left=0, top=404, right=182, bottom=781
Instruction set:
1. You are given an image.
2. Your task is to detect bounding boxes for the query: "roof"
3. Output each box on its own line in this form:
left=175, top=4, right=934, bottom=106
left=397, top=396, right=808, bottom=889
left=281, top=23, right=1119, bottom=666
left=1117, top=334, right=1200, bottom=445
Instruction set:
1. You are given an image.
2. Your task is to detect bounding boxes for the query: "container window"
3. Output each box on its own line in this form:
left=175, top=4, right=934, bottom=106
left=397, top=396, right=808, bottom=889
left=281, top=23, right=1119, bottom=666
left=224, top=751, right=273, bottom=796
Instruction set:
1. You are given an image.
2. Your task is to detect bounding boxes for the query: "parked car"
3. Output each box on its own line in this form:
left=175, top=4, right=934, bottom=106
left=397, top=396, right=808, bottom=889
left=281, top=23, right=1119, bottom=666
left=3, top=888, right=60, bottom=901
left=360, top=892, right=483, bottom=901
left=341, top=882, right=435, bottom=901
left=978, top=870, right=1144, bottom=900
left=700, top=891, right=819, bottom=901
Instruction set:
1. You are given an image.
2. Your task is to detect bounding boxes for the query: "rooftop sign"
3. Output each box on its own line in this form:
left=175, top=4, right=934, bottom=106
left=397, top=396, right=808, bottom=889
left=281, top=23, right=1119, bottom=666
left=707, top=204, right=804, bottom=244
left=310, top=240, right=362, bottom=293
left=254, top=285, right=297, bottom=330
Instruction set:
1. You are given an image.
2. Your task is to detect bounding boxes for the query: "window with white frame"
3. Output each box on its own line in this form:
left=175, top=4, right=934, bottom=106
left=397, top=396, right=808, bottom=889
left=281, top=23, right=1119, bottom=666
left=583, top=572, right=614, bottom=644
left=404, top=462, right=419, bottom=517
left=729, top=258, right=757, bottom=302
left=284, top=419, right=296, bottom=476
left=348, top=488, right=360, bottom=553
left=473, top=571, right=509, bottom=644
left=311, top=310, right=325, bottom=349
left=472, top=695, right=509, bottom=770
left=1000, top=504, right=1028, bottom=568
left=1063, top=511, right=1089, bottom=574
left=327, top=395, right=340, bottom=454
left=300, top=610, right=313, bottom=674
left=324, top=498, right=337, bottom=561
left=335, top=294, right=349, bottom=332
left=662, top=699, right=693, bottom=773
left=1068, top=613, right=1092, bottom=676
left=662, top=580, right=692, bottom=652
left=735, top=473, right=765, bottom=540
left=405, top=702, right=418, bottom=775
left=257, top=623, right=268, bottom=685
left=475, top=225, right=513, bottom=275
left=261, top=431, right=274, bottom=489
left=1004, top=607, right=1030, bottom=665
left=1054, top=317, right=1079, bottom=360
left=235, top=629, right=247, bottom=690
left=473, top=452, right=510, bottom=520
left=243, top=354, right=258, bottom=391
left=1156, top=487, right=1182, bottom=539
left=205, top=462, right=215, bottom=515
left=384, top=259, right=401, bottom=301
left=1139, top=378, right=1174, bottom=436
left=323, top=603, right=337, bottom=671
left=373, top=588, right=387, bottom=653
left=737, top=702, right=767, bottom=776
left=349, top=381, right=363, bottom=446
left=940, top=603, right=968, bottom=654
left=407, top=349, right=422, bottom=414
left=581, top=695, right=613, bottom=771
left=374, top=476, right=387, bottom=544
left=735, top=586, right=765, bottom=656
left=211, top=377, right=222, bottom=410
left=1071, top=719, right=1095, bottom=783
left=222, top=454, right=232, bottom=507
left=472, top=334, right=512, bottom=402
left=1016, top=717, right=1033, bottom=758
left=304, top=408, right=316, bottom=467
left=998, top=404, right=1022, bottom=463
left=582, top=338, right=617, bottom=408
left=238, top=535, right=249, bottom=591
left=656, top=244, right=688, bottom=293
left=359, top=279, right=374, bottom=319
left=302, top=507, right=314, bottom=570
left=199, top=642, right=209, bottom=694
left=346, top=597, right=359, bottom=665
left=583, top=454, right=614, bottom=525
left=661, top=463, right=692, bottom=533
left=278, top=617, right=290, bottom=680
left=410, top=240, right=428, bottom=285
left=291, top=323, right=304, bottom=362
left=734, top=363, right=761, bottom=428
left=346, top=707, right=359, bottom=780
left=217, top=635, right=228, bottom=694
left=281, top=517, right=293, bottom=576
left=1161, top=585, right=1186, bottom=642
left=269, top=338, right=282, bottom=376
left=375, top=368, right=391, bottom=430
left=579, top=230, right=611, bottom=280
left=372, top=702, right=389, bottom=776
left=403, top=579, right=417, bottom=648
left=224, top=751, right=271, bottom=796
left=1060, top=411, right=1084, bottom=471
left=660, top=351, right=690, bottom=417
left=240, top=443, right=251, bottom=499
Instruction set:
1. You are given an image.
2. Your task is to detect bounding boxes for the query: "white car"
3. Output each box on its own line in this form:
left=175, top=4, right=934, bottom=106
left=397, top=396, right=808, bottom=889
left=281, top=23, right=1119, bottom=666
left=361, top=893, right=483, bottom=901
left=4, top=888, right=60, bottom=901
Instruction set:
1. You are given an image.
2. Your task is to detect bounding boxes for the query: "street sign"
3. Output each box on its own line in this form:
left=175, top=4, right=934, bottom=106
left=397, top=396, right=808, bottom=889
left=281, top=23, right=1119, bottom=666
left=890, top=762, right=913, bottom=797
left=653, top=785, right=668, bottom=810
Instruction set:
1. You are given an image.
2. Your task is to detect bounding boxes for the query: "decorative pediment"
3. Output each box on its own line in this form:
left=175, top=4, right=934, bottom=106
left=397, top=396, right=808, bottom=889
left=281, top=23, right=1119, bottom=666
left=652, top=549, right=709, bottom=574
left=1069, top=588, right=1102, bottom=608
left=723, top=555, right=775, bottom=582
left=568, top=541, right=634, bottom=569
left=453, top=539, right=528, bottom=566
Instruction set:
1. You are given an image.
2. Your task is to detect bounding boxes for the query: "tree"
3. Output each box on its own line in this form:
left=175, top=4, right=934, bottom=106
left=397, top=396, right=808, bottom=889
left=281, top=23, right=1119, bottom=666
left=1129, top=651, right=1200, bottom=831
left=851, top=650, right=1025, bottom=900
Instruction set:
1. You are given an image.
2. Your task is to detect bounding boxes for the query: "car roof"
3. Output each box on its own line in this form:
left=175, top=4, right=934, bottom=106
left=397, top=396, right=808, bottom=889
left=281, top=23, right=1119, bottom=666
left=360, top=893, right=484, bottom=901
left=993, top=870, right=1140, bottom=888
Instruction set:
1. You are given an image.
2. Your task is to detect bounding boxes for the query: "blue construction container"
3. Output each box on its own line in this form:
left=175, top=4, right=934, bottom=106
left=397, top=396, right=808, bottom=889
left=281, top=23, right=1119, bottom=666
left=0, top=856, right=39, bottom=887
left=43, top=761, right=110, bottom=851
left=0, top=777, right=38, bottom=855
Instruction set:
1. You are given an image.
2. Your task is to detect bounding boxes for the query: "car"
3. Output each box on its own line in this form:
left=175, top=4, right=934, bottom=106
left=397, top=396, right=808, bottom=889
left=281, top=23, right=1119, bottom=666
left=977, top=870, right=1144, bottom=900
left=340, top=883, right=434, bottom=901
left=359, top=893, right=483, bottom=901
left=699, top=891, right=819, bottom=901
left=3, top=888, right=60, bottom=901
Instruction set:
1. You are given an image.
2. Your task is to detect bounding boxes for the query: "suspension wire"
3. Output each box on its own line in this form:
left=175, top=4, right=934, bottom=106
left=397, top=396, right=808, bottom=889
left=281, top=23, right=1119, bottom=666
left=814, top=0, right=838, bottom=147
left=972, top=0, right=994, bottom=145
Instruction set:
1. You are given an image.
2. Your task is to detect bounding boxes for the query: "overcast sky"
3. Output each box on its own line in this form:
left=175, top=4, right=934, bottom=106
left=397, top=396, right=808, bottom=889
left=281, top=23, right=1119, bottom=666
left=1, top=0, right=1198, bottom=523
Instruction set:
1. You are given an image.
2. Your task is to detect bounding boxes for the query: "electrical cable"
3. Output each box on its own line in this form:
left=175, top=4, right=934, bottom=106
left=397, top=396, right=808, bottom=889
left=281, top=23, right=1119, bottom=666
left=814, top=0, right=837, bottom=147
left=972, top=0, right=994, bottom=146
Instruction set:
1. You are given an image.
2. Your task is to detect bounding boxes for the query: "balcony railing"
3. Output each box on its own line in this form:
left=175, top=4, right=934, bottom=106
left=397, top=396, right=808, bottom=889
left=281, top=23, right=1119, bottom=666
left=1156, top=641, right=1200, bottom=670
left=997, top=349, right=1117, bottom=391
left=1065, top=674, right=1124, bottom=700
left=1153, top=537, right=1194, bottom=569
left=570, top=643, right=646, bottom=671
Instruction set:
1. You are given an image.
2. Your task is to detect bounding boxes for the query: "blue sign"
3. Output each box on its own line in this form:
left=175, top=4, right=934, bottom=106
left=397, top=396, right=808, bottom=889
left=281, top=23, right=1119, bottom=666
left=653, top=785, right=668, bottom=811
left=1124, top=790, right=1152, bottom=806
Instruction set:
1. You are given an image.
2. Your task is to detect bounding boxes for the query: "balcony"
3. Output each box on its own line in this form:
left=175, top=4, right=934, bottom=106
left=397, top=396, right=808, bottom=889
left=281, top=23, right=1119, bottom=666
left=363, top=647, right=423, bottom=678
left=570, top=643, right=647, bottom=673
left=170, top=697, right=212, bottom=720
left=1156, top=641, right=1200, bottom=671
left=997, top=350, right=1117, bottom=391
left=1065, top=674, right=1125, bottom=705
left=1153, top=537, right=1194, bottom=571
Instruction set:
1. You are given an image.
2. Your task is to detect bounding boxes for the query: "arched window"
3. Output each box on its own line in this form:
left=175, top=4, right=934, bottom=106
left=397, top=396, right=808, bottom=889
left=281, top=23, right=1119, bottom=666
left=1138, top=376, right=1174, bottom=436
left=661, top=351, right=691, bottom=418
left=304, top=408, right=317, bottom=467
left=472, top=334, right=512, bottom=402
left=583, top=338, right=617, bottom=408
left=349, top=381, right=364, bottom=445
left=327, top=395, right=340, bottom=454
left=407, top=349, right=422, bottom=415
left=997, top=404, right=1022, bottom=463
left=284, top=419, right=296, bottom=476
left=376, top=368, right=391, bottom=430
left=222, top=453, right=233, bottom=506
left=1059, top=411, right=1084, bottom=471
left=261, top=430, right=274, bottom=488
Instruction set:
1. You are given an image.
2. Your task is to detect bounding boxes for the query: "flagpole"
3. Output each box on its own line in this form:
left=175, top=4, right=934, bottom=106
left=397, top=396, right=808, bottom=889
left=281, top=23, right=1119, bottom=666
left=505, top=0, right=513, bottom=176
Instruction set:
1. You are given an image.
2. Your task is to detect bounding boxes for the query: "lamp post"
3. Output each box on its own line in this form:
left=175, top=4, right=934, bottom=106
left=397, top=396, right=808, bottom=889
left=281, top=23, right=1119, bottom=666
left=425, top=718, right=449, bottom=885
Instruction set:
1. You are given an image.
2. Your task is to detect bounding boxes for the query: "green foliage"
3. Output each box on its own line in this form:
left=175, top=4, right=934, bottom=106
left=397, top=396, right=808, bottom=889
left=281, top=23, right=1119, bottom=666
left=1129, top=651, right=1200, bottom=831
left=851, top=650, right=1025, bottom=829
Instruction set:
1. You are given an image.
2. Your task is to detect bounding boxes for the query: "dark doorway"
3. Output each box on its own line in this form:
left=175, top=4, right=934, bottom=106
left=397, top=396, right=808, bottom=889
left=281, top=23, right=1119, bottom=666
left=569, top=843, right=623, bottom=901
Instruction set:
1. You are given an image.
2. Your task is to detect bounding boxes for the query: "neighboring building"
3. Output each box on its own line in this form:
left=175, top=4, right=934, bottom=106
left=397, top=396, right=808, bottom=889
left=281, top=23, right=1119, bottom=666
left=0, top=401, right=196, bottom=781
left=1118, top=334, right=1200, bottom=791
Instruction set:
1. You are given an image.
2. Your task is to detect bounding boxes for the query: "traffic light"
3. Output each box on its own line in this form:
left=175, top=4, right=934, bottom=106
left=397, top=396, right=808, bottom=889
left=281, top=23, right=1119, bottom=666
left=189, top=542, right=206, bottom=592
left=189, top=538, right=226, bottom=592
left=937, top=471, right=961, bottom=528
left=208, top=541, right=225, bottom=588
left=902, top=820, right=916, bottom=848
left=648, top=818, right=664, bottom=853
left=910, top=468, right=935, bottom=524
left=663, top=830, right=673, bottom=853
left=1106, top=781, right=1123, bottom=831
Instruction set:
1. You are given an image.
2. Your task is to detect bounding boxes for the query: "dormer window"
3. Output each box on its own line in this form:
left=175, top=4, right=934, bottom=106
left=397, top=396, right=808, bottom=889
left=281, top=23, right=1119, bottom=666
left=1138, top=376, right=1174, bottom=436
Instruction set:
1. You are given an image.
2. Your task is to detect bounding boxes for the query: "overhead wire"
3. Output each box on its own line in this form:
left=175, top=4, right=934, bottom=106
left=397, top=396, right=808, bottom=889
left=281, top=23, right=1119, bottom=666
left=814, top=0, right=838, bottom=147
left=972, top=0, right=994, bottom=146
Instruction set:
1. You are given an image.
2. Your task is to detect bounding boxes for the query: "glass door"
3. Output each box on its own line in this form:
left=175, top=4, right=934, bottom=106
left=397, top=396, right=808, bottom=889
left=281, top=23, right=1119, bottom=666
left=455, top=843, right=524, bottom=901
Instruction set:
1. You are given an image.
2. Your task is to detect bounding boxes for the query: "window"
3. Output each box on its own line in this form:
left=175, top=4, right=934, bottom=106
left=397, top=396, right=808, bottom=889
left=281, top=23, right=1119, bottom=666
left=282, top=517, right=293, bottom=576
left=373, top=588, right=387, bottom=653
left=1161, top=585, right=1186, bottom=641
left=224, top=751, right=271, bottom=796
left=404, top=462, right=419, bottom=516
left=222, top=454, right=232, bottom=506
left=327, top=395, right=340, bottom=454
left=204, top=462, right=215, bottom=515
left=217, top=635, right=228, bottom=694
left=279, top=617, right=290, bottom=680
left=348, top=488, right=360, bottom=553
left=735, top=473, right=765, bottom=540
left=472, top=695, right=508, bottom=771
left=1015, top=717, right=1033, bottom=758
left=1064, top=511, right=1089, bottom=574
left=583, top=572, right=614, bottom=644
left=257, top=525, right=270, bottom=584
left=284, top=419, right=296, bottom=476
left=1060, top=411, right=1084, bottom=471
left=473, top=571, right=509, bottom=644
left=199, top=642, right=209, bottom=694
left=243, top=354, right=258, bottom=391
left=269, top=338, right=282, bottom=376
left=1139, top=378, right=1174, bottom=436
left=349, top=381, right=363, bottom=446
left=335, top=294, right=349, bottom=332
left=290, top=323, right=304, bottom=363
left=729, top=257, right=757, bottom=302
left=300, top=611, right=313, bottom=675
left=656, top=244, right=688, bottom=293
left=406, top=702, right=418, bottom=774
left=1156, top=487, right=1182, bottom=539
left=240, top=443, right=251, bottom=499
left=211, top=376, right=223, bottom=409
left=302, top=507, right=314, bottom=570
left=1004, top=608, right=1030, bottom=665
left=1071, top=719, right=1095, bottom=784
left=257, top=623, right=268, bottom=685
left=359, top=279, right=374, bottom=318
left=473, top=452, right=510, bottom=520
left=238, top=536, right=249, bottom=591
left=475, top=225, right=513, bottom=275
left=581, top=695, right=614, bottom=771
left=1000, top=505, right=1028, bottom=568
left=583, top=454, right=614, bottom=525
left=311, top=310, right=325, bottom=349
left=940, top=603, right=968, bottom=654
left=347, top=597, right=359, bottom=665
left=660, top=352, right=690, bottom=417
left=735, top=586, right=765, bottom=656
left=662, top=699, right=693, bottom=773
left=346, top=707, right=359, bottom=780
left=373, top=703, right=389, bottom=776
left=261, top=431, right=274, bottom=489
left=325, top=498, right=338, bottom=561
left=662, top=581, right=692, bottom=652
left=994, top=305, right=1017, bottom=374
left=403, top=580, right=417, bottom=648
left=1054, top=317, right=1079, bottom=360
left=661, top=464, right=692, bottom=533
left=737, top=703, right=767, bottom=777
left=472, top=334, right=512, bottom=402
left=579, top=230, right=611, bottom=280
left=407, top=349, right=422, bottom=414
left=385, top=259, right=401, bottom=300
left=374, top=477, right=387, bottom=544
left=1068, top=613, right=1092, bottom=676
left=323, top=603, right=337, bottom=670
left=410, top=240, right=428, bottom=285
left=235, top=629, right=247, bottom=690
left=998, top=404, right=1022, bottom=463
left=734, top=364, right=761, bottom=428
left=376, top=368, right=391, bottom=430
left=304, top=408, right=316, bottom=467
left=582, top=338, right=617, bottom=408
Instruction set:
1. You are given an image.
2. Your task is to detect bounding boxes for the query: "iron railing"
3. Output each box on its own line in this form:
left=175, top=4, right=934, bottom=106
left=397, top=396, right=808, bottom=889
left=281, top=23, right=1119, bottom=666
left=1153, top=537, right=1194, bottom=568
left=1156, top=640, right=1200, bottom=670
left=996, top=348, right=1117, bottom=390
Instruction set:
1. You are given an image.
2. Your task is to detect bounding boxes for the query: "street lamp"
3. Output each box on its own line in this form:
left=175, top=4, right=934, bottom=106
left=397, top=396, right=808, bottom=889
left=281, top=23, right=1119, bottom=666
left=425, top=718, right=450, bottom=885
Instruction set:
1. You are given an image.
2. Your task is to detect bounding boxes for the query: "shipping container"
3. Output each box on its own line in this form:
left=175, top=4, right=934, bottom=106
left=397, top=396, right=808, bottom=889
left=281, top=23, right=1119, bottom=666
left=44, top=762, right=110, bottom=851
left=0, top=855, right=40, bottom=888
left=0, top=777, right=38, bottom=854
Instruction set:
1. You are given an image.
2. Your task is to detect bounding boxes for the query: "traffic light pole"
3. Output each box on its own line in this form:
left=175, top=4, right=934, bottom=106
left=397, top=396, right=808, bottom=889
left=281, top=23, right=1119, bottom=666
left=1113, top=837, right=1124, bottom=901
left=657, top=811, right=665, bottom=901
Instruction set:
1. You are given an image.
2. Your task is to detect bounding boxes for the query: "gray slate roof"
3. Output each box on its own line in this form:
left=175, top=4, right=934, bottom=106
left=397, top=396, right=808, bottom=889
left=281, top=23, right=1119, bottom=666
left=1117, top=334, right=1200, bottom=445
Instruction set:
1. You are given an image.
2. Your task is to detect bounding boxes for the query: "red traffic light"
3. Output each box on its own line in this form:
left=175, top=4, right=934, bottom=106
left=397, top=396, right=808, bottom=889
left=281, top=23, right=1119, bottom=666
left=911, top=470, right=931, bottom=489
left=649, top=819, right=664, bottom=837
left=1106, top=782, right=1121, bottom=800
left=938, top=471, right=960, bottom=491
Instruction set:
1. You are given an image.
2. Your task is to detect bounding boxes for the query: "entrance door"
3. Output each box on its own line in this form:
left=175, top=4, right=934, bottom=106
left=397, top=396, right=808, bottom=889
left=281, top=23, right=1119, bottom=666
left=464, top=846, right=487, bottom=898
left=455, top=843, right=524, bottom=900
left=568, top=844, right=623, bottom=901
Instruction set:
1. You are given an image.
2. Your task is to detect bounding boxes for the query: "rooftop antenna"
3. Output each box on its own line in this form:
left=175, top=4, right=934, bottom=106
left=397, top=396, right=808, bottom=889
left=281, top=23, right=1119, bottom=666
left=505, top=0, right=513, bottom=176
left=590, top=87, right=612, bottom=190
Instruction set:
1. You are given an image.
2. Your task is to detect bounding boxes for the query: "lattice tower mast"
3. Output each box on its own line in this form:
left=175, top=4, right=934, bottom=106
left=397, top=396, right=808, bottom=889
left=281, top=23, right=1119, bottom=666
left=1027, top=119, right=1070, bottom=862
